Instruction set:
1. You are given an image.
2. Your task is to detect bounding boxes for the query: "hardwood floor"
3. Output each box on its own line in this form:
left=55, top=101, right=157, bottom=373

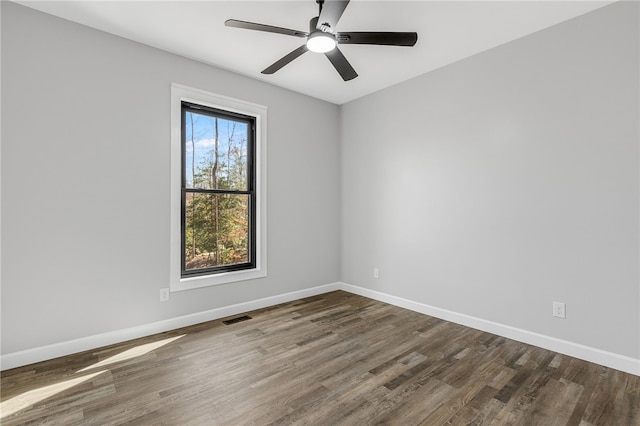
left=1, top=291, right=638, bottom=425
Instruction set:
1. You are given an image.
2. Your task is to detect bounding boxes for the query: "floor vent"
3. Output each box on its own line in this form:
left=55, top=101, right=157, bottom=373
left=223, top=315, right=252, bottom=325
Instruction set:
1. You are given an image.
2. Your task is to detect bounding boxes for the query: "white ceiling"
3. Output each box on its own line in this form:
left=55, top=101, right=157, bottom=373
left=17, top=0, right=613, bottom=105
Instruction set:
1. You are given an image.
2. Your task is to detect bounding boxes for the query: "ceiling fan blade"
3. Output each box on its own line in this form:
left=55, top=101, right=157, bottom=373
left=262, top=45, right=309, bottom=74
left=337, top=32, right=418, bottom=46
left=317, top=0, right=350, bottom=33
left=225, top=19, right=308, bottom=38
left=324, top=47, right=357, bottom=81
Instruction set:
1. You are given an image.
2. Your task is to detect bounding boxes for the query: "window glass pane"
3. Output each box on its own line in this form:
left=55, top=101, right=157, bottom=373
left=184, top=192, right=250, bottom=271
left=184, top=111, right=249, bottom=191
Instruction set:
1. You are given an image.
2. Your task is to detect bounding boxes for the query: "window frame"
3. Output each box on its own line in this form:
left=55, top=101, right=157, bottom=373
left=170, top=84, right=267, bottom=291
left=181, top=102, right=256, bottom=278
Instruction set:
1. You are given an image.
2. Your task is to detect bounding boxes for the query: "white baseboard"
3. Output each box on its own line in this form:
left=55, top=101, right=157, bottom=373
left=339, top=282, right=640, bottom=376
left=2, top=281, right=638, bottom=376
left=0, top=282, right=341, bottom=371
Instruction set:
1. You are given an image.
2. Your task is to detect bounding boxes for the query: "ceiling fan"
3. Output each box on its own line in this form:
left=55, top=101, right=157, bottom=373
left=225, top=0, right=418, bottom=81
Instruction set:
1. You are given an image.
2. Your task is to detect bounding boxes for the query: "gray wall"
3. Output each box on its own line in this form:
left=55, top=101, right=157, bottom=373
left=341, top=1, right=639, bottom=358
left=1, top=2, right=341, bottom=354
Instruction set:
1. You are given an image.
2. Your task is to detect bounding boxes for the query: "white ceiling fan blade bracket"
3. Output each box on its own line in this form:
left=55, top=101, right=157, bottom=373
left=320, top=23, right=334, bottom=33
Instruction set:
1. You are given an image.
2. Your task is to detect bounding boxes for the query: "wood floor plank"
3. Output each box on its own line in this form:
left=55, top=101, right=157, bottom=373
left=1, top=291, right=637, bottom=425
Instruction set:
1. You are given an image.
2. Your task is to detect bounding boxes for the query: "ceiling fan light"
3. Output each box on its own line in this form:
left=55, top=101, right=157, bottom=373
left=307, top=32, right=337, bottom=53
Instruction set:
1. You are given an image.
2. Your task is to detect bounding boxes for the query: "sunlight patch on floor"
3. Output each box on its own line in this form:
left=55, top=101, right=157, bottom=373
left=0, top=335, right=186, bottom=420
left=77, top=335, right=185, bottom=372
left=0, top=370, right=106, bottom=419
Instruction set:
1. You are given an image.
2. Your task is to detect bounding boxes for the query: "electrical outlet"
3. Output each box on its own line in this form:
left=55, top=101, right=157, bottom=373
left=160, top=288, right=170, bottom=302
left=373, top=267, right=379, bottom=279
left=552, top=301, right=566, bottom=319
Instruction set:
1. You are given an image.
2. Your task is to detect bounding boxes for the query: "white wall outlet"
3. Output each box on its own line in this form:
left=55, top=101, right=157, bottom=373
left=373, top=267, right=380, bottom=279
left=552, top=301, right=566, bottom=318
left=160, top=288, right=170, bottom=302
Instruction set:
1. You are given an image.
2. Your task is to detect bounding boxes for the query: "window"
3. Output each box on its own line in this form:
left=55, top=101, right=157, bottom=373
left=171, top=84, right=267, bottom=291
left=182, top=102, right=255, bottom=277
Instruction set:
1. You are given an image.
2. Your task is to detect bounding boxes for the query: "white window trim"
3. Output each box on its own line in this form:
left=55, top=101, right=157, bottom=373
left=170, top=83, right=267, bottom=291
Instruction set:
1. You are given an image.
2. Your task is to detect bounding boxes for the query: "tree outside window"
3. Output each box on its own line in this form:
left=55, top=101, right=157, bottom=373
left=181, top=102, right=256, bottom=277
